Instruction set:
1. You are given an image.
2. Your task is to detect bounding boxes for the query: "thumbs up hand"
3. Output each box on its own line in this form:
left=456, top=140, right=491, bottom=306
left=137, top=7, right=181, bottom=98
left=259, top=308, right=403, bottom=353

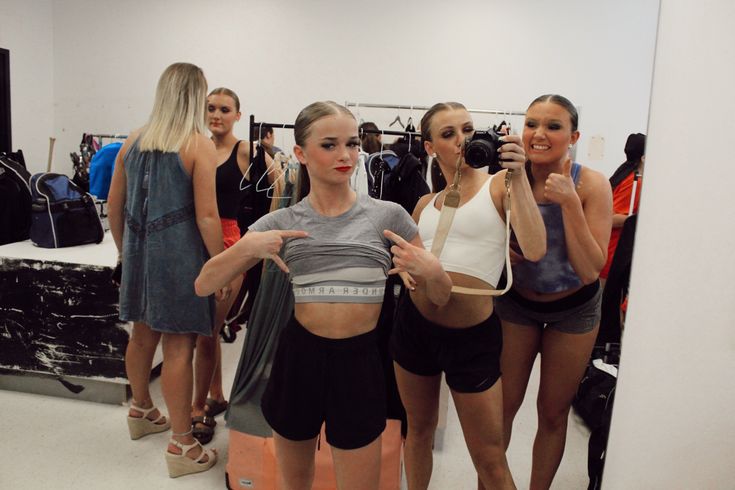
left=543, top=156, right=578, bottom=205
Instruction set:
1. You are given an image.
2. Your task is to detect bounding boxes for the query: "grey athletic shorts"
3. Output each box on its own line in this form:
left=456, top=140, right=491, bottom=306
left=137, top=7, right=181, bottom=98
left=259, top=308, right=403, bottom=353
left=494, top=281, right=602, bottom=334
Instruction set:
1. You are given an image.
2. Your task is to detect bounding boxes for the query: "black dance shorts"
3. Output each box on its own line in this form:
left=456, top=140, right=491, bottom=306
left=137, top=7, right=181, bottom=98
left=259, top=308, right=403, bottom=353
left=390, top=294, right=503, bottom=393
left=261, top=316, right=386, bottom=450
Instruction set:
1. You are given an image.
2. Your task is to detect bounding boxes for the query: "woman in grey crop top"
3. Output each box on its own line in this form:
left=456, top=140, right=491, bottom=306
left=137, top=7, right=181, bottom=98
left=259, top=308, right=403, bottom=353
left=195, top=101, right=451, bottom=489
left=495, top=94, right=613, bottom=489
left=390, top=102, right=546, bottom=490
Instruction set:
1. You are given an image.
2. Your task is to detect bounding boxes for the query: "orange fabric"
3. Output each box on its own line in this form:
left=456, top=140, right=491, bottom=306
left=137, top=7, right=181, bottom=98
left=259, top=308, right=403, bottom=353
left=601, top=173, right=642, bottom=278
left=227, top=420, right=403, bottom=489
left=221, top=218, right=240, bottom=250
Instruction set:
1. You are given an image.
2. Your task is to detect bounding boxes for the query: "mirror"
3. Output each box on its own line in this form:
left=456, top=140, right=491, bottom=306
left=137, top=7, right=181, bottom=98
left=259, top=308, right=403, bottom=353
left=1, top=0, right=660, bottom=488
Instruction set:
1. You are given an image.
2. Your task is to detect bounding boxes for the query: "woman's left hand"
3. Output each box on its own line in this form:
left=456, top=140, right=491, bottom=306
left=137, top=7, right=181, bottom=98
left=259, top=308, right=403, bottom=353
left=497, top=134, right=526, bottom=171
left=384, top=229, right=443, bottom=285
left=544, top=156, right=579, bottom=206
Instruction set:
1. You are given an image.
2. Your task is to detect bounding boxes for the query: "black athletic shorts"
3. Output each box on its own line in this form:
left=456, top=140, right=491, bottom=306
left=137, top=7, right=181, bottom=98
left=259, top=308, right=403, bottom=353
left=261, top=316, right=386, bottom=450
left=390, top=294, right=503, bottom=393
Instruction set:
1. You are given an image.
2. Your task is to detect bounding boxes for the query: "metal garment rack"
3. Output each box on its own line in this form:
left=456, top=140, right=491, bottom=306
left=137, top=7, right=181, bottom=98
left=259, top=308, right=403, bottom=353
left=345, top=101, right=526, bottom=117
left=89, top=133, right=127, bottom=139
left=248, top=115, right=422, bottom=165
left=87, top=133, right=128, bottom=149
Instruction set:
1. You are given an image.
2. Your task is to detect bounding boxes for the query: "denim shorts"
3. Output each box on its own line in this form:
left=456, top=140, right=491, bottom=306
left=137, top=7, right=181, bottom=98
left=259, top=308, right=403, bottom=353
left=494, top=281, right=602, bottom=334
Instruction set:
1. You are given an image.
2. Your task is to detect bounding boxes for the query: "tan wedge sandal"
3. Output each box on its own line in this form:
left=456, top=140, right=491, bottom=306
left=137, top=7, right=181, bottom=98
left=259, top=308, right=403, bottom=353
left=127, top=403, right=171, bottom=440
left=165, top=434, right=217, bottom=478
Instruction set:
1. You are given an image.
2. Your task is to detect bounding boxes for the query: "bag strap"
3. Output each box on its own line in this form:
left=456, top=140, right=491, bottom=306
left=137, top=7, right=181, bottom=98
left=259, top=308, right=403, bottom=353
left=431, top=155, right=514, bottom=296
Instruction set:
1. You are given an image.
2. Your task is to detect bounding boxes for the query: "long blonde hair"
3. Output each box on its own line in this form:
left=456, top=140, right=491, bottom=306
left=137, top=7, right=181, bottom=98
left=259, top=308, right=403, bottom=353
left=138, top=62, right=208, bottom=152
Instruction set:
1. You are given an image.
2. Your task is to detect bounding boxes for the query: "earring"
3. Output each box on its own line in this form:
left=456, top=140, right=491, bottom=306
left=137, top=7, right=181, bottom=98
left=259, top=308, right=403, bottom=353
left=431, top=153, right=437, bottom=158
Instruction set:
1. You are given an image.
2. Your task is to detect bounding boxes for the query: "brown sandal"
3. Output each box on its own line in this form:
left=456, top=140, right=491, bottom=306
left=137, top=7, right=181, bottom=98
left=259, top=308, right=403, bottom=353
left=204, top=397, right=228, bottom=417
left=191, top=415, right=216, bottom=444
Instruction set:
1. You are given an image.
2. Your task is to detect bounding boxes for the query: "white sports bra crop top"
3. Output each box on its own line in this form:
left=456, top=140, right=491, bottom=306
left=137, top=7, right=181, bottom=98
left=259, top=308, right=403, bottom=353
left=418, top=174, right=506, bottom=287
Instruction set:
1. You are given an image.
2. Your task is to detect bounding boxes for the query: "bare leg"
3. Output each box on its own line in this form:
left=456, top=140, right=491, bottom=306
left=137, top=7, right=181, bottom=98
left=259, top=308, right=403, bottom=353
left=393, top=362, right=441, bottom=490
left=193, top=275, right=243, bottom=418
left=331, top=435, right=382, bottom=490
left=125, top=322, right=165, bottom=422
left=452, top=380, right=516, bottom=490
left=272, top=432, right=318, bottom=490
left=499, top=320, right=542, bottom=450
left=208, top=339, right=225, bottom=402
left=530, top=325, right=599, bottom=490
left=161, top=332, right=211, bottom=462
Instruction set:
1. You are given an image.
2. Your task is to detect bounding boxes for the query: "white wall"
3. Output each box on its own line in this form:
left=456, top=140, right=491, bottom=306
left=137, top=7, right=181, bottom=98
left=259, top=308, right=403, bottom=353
left=43, top=0, right=658, bottom=177
left=604, top=1, right=735, bottom=488
left=0, top=0, right=54, bottom=171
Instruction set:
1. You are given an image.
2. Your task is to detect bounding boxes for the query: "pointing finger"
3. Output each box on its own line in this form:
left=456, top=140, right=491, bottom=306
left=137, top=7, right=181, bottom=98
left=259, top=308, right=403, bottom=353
left=383, top=229, right=407, bottom=246
left=278, top=230, right=309, bottom=239
left=270, top=254, right=290, bottom=274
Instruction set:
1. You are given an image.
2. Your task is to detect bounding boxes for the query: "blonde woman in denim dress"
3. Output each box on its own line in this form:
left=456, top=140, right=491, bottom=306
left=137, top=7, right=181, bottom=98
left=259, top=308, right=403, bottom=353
left=108, top=62, right=228, bottom=478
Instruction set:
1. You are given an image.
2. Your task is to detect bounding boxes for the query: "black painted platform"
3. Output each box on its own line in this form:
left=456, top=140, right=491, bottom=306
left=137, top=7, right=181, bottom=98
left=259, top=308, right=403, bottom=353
left=0, top=235, right=160, bottom=404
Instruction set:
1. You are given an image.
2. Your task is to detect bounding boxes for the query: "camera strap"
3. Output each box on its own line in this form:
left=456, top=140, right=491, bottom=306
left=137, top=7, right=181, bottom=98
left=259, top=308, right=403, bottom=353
left=430, top=155, right=513, bottom=296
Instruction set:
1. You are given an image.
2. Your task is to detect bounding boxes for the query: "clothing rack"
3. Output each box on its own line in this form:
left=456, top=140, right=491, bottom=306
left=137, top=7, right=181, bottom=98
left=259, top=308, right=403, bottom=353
left=248, top=115, right=422, bottom=166
left=345, top=101, right=526, bottom=117
left=88, top=133, right=127, bottom=139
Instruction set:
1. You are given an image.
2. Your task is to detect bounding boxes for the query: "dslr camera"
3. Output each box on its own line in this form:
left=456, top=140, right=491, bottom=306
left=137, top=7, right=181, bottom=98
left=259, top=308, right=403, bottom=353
left=463, top=129, right=506, bottom=174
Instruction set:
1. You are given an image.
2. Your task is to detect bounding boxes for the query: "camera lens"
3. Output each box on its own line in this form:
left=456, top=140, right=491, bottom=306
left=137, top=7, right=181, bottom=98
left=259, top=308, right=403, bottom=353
left=465, top=139, right=496, bottom=169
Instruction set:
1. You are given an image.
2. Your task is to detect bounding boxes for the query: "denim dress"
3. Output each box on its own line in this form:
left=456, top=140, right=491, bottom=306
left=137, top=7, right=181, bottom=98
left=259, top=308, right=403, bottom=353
left=119, top=142, right=214, bottom=335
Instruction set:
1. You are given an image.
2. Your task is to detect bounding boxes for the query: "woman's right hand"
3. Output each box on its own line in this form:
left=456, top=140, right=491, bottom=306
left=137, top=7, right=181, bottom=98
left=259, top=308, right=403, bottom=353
left=240, top=230, right=308, bottom=273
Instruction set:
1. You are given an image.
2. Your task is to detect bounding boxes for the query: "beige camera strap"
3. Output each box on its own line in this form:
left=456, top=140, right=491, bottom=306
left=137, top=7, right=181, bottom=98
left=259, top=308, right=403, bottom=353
left=430, top=155, right=513, bottom=296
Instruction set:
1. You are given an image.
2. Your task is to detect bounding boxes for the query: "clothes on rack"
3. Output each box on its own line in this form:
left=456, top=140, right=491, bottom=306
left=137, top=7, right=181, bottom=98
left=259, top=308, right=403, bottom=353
left=89, top=142, right=123, bottom=200
left=366, top=150, right=429, bottom=215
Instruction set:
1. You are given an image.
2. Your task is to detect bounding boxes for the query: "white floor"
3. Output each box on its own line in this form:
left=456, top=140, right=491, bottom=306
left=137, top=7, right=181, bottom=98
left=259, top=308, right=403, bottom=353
left=0, top=329, right=589, bottom=490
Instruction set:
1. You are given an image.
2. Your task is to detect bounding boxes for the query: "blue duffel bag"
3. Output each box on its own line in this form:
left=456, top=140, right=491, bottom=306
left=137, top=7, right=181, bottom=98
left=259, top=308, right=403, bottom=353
left=30, top=172, right=104, bottom=248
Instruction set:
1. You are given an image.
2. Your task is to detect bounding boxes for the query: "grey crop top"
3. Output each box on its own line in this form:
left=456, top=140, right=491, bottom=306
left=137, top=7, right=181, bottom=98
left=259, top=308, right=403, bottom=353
left=249, top=193, right=418, bottom=303
left=512, top=162, right=583, bottom=293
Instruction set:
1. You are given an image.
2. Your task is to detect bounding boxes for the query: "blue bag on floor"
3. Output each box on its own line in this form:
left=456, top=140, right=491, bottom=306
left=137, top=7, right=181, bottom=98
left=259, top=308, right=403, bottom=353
left=30, top=173, right=104, bottom=248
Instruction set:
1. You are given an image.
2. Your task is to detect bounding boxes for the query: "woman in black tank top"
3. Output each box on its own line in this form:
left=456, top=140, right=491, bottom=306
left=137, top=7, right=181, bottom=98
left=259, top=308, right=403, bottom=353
left=191, top=87, right=253, bottom=443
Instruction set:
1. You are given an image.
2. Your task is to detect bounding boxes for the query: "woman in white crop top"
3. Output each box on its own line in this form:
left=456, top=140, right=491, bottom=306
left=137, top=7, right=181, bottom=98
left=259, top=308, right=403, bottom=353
left=389, top=102, right=546, bottom=490
left=195, top=101, right=451, bottom=490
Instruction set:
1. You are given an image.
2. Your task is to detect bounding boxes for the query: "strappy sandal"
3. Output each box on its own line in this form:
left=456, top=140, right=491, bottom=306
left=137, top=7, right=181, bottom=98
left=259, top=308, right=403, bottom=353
left=165, top=435, right=217, bottom=478
left=127, top=403, right=170, bottom=440
left=204, top=397, right=228, bottom=417
left=191, top=415, right=216, bottom=445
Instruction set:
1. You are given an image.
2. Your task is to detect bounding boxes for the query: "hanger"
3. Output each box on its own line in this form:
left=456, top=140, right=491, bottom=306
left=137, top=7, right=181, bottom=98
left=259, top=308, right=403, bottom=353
left=404, top=114, right=417, bottom=152
left=389, top=109, right=404, bottom=129
left=256, top=151, right=286, bottom=192
left=262, top=152, right=294, bottom=200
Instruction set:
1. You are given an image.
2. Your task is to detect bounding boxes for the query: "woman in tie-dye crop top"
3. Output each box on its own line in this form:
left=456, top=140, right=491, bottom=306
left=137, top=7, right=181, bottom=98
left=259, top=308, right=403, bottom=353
left=495, top=94, right=613, bottom=489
